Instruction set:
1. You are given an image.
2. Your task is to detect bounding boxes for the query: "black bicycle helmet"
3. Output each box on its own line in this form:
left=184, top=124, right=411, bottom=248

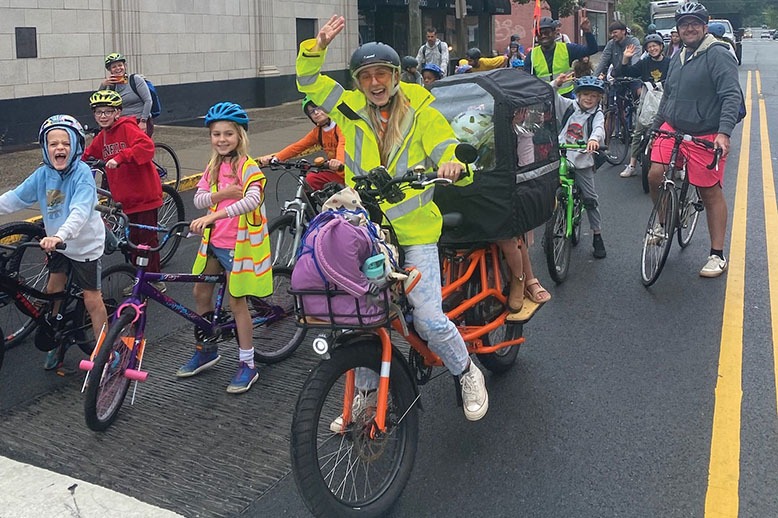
left=349, top=42, right=401, bottom=79
left=643, top=34, right=665, bottom=48
left=675, top=2, right=709, bottom=24
left=538, top=17, right=556, bottom=30
left=401, top=55, right=419, bottom=70
left=204, top=102, right=249, bottom=130
left=466, top=48, right=482, bottom=61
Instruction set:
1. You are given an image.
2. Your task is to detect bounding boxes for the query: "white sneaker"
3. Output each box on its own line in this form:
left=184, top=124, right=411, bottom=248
left=620, top=164, right=637, bottom=178
left=460, top=362, right=488, bottom=421
left=700, top=255, right=727, bottom=278
left=329, top=390, right=377, bottom=433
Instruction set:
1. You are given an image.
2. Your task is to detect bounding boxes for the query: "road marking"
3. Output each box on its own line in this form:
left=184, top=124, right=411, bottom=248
left=704, top=70, right=751, bottom=517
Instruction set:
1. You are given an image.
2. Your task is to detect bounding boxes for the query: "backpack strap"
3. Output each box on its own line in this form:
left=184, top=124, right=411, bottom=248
left=128, top=73, right=140, bottom=98
left=560, top=103, right=600, bottom=140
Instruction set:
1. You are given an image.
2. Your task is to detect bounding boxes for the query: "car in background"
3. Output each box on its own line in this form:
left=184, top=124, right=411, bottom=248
left=761, top=31, right=771, bottom=39
left=773, top=31, right=778, bottom=40
left=743, top=28, right=752, bottom=38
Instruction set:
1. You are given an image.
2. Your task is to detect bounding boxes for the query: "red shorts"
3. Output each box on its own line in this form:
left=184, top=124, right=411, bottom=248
left=306, top=170, right=345, bottom=191
left=650, top=122, right=727, bottom=188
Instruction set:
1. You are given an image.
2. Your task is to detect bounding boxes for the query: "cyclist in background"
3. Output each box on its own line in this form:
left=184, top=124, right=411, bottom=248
left=664, top=30, right=682, bottom=58
left=594, top=21, right=642, bottom=80
left=648, top=2, right=741, bottom=278
left=421, top=63, right=444, bottom=86
left=613, top=34, right=669, bottom=178
left=506, top=41, right=525, bottom=68
left=400, top=56, right=423, bottom=85
left=465, top=48, right=507, bottom=71
left=82, top=90, right=165, bottom=290
left=0, top=115, right=107, bottom=369
left=258, top=98, right=345, bottom=190
left=179, top=102, right=272, bottom=393
left=707, top=22, right=738, bottom=61
left=297, top=14, right=489, bottom=421
left=100, top=53, right=155, bottom=136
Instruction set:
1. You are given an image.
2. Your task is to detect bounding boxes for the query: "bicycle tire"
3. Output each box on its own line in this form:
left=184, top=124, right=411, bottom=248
left=84, top=310, right=136, bottom=431
left=268, top=213, right=301, bottom=269
left=543, top=196, right=572, bottom=284
left=0, top=330, right=4, bottom=371
left=641, top=184, right=677, bottom=286
left=570, top=197, right=583, bottom=246
left=251, top=267, right=306, bottom=364
left=465, top=249, right=521, bottom=373
left=641, top=137, right=652, bottom=194
left=158, top=184, right=186, bottom=267
left=291, top=340, right=419, bottom=518
left=153, top=143, right=181, bottom=191
left=677, top=179, right=701, bottom=248
left=0, top=221, right=47, bottom=349
left=604, top=111, right=629, bottom=165
left=100, top=263, right=137, bottom=319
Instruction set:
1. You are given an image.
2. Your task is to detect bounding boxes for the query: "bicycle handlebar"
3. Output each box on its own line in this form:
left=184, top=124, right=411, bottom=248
left=0, top=241, right=66, bottom=253
left=264, top=157, right=345, bottom=173
left=650, top=128, right=722, bottom=170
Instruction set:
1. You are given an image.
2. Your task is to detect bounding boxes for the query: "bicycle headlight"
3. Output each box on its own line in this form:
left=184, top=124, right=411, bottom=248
left=312, top=334, right=330, bottom=356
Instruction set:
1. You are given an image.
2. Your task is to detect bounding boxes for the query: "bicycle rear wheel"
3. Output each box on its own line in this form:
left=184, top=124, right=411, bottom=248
left=100, top=264, right=137, bottom=319
left=570, top=197, right=583, bottom=246
left=0, top=221, right=47, bottom=349
left=84, top=311, right=136, bottom=431
left=641, top=184, right=677, bottom=286
left=158, top=185, right=186, bottom=267
left=677, top=180, right=702, bottom=248
left=291, top=340, right=419, bottom=518
left=543, top=195, right=573, bottom=284
left=268, top=213, right=301, bottom=269
left=154, top=143, right=181, bottom=190
left=251, top=267, right=306, bottom=364
left=604, top=111, right=628, bottom=165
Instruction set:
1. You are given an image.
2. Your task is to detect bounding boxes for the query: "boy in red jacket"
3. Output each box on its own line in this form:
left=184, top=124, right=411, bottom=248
left=83, top=90, right=165, bottom=287
left=258, top=97, right=345, bottom=190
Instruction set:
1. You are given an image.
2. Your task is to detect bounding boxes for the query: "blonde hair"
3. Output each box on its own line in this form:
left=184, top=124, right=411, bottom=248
left=204, top=122, right=250, bottom=189
left=364, top=74, right=411, bottom=165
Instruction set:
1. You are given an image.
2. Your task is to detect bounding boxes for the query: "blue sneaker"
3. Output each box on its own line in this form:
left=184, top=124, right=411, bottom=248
left=176, top=348, right=221, bottom=378
left=43, top=349, right=61, bottom=371
left=226, top=362, right=259, bottom=394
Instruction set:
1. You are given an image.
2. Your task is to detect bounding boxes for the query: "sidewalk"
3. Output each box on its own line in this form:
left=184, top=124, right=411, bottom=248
left=0, top=102, right=314, bottom=225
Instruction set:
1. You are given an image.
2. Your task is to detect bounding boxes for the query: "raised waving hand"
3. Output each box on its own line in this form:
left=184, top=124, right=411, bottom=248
left=314, top=15, right=346, bottom=51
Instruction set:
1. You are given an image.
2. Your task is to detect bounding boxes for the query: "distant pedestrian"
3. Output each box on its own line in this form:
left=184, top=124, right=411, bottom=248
left=416, top=27, right=449, bottom=77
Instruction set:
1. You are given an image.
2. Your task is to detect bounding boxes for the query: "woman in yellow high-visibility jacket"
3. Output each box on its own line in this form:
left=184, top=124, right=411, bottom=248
left=296, top=15, right=488, bottom=421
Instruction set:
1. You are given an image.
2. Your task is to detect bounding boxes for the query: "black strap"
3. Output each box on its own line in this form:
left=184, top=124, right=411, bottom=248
left=337, top=102, right=361, bottom=121
left=560, top=104, right=598, bottom=139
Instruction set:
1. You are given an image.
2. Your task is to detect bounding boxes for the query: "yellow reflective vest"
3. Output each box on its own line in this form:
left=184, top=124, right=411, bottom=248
left=296, top=39, right=471, bottom=246
left=192, top=158, right=273, bottom=298
left=531, top=42, right=574, bottom=95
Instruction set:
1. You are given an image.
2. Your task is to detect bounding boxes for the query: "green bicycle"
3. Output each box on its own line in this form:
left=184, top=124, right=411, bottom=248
left=543, top=141, right=604, bottom=284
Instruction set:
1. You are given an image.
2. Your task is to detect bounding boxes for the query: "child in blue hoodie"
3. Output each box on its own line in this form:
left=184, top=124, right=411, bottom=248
left=553, top=74, right=607, bottom=259
left=0, top=115, right=107, bottom=369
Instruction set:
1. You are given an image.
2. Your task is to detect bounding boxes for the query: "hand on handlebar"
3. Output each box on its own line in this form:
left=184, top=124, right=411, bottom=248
left=40, top=236, right=64, bottom=253
left=586, top=139, right=600, bottom=153
left=437, top=161, right=464, bottom=182
left=713, top=133, right=730, bottom=158
left=326, top=158, right=344, bottom=171
left=189, top=214, right=218, bottom=235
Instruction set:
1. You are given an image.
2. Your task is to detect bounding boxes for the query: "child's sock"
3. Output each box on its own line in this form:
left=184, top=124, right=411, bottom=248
left=239, top=347, right=255, bottom=369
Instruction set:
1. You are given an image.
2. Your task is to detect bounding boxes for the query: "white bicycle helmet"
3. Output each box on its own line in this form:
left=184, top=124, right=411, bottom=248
left=450, top=110, right=495, bottom=169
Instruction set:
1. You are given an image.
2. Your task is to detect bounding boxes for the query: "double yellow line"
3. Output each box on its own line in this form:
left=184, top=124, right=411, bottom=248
left=704, top=70, right=775, bottom=516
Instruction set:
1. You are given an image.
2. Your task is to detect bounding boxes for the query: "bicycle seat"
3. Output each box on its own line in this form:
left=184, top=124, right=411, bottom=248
left=442, top=212, right=463, bottom=229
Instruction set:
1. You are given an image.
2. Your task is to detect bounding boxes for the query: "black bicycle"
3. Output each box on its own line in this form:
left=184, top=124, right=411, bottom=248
left=603, top=78, right=639, bottom=166
left=640, top=129, right=721, bottom=286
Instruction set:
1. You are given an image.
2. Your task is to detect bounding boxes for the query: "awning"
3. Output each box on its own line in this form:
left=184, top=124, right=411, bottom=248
left=436, top=0, right=485, bottom=14
left=483, top=0, right=511, bottom=15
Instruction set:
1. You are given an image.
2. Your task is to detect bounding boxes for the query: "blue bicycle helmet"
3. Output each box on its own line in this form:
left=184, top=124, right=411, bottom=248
left=707, top=22, right=726, bottom=37
left=204, top=102, right=249, bottom=130
left=574, top=76, right=606, bottom=94
left=675, top=2, right=709, bottom=24
left=38, top=114, right=86, bottom=173
left=421, top=63, right=443, bottom=79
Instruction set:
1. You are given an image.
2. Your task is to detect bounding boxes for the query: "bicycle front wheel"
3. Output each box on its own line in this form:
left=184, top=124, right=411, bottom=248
left=84, top=310, right=137, bottom=431
left=543, top=196, right=573, bottom=284
left=268, top=213, right=302, bottom=269
left=154, top=143, right=181, bottom=190
left=291, top=340, right=419, bottom=518
left=641, top=184, right=677, bottom=287
left=677, top=181, right=701, bottom=248
left=0, top=221, right=47, bottom=349
left=251, top=267, right=306, bottom=364
left=158, top=185, right=186, bottom=267
left=604, top=111, right=628, bottom=165
left=641, top=135, right=653, bottom=194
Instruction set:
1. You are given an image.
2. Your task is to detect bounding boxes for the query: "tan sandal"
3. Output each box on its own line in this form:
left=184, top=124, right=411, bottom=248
left=524, top=278, right=551, bottom=304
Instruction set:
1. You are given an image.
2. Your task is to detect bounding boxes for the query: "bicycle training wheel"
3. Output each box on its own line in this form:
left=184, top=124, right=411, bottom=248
left=466, top=249, right=522, bottom=373
left=251, top=267, right=306, bottom=364
left=641, top=185, right=677, bottom=287
left=291, top=340, right=419, bottom=518
left=0, top=221, right=47, bottom=349
left=677, top=181, right=702, bottom=248
left=543, top=194, right=573, bottom=284
left=158, top=184, right=186, bottom=267
left=153, top=143, right=181, bottom=191
left=268, top=213, right=301, bottom=269
left=84, top=310, right=136, bottom=431
left=604, top=111, right=628, bottom=165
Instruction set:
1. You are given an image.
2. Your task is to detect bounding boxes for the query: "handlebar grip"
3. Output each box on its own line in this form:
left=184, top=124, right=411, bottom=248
left=55, top=242, right=67, bottom=250
left=94, top=204, right=112, bottom=214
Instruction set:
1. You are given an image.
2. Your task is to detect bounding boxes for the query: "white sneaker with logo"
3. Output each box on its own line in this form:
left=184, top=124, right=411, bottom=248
left=329, top=390, right=377, bottom=433
left=699, top=255, right=727, bottom=278
left=620, top=164, right=636, bottom=178
left=460, top=362, right=488, bottom=421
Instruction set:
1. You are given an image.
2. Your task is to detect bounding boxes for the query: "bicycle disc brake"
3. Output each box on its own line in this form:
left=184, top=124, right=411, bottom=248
left=408, top=348, right=433, bottom=385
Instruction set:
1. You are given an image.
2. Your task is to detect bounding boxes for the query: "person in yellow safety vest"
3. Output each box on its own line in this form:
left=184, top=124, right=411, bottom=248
left=524, top=16, right=598, bottom=98
left=296, top=14, right=490, bottom=422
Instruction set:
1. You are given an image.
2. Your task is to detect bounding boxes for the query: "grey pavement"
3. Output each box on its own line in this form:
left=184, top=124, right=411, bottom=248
left=0, top=101, right=314, bottom=224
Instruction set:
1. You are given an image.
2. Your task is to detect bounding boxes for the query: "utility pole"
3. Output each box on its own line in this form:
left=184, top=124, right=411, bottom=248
left=409, top=0, right=422, bottom=57
left=456, top=0, right=468, bottom=58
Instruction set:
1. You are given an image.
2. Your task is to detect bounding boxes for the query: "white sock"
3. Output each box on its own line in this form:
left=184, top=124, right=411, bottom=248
left=239, top=347, right=255, bottom=369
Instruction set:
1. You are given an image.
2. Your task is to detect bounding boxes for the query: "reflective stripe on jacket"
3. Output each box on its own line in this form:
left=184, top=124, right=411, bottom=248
left=193, top=158, right=273, bottom=298
left=296, top=38, right=470, bottom=246
left=531, top=42, right=573, bottom=95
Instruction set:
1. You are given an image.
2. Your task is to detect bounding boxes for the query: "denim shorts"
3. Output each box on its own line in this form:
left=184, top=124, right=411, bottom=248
left=208, top=246, right=234, bottom=272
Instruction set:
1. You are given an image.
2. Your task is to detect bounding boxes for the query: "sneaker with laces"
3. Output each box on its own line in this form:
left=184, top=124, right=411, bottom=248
left=460, top=362, right=488, bottom=421
left=226, top=362, right=259, bottom=393
left=592, top=234, right=606, bottom=259
left=619, top=164, right=636, bottom=178
left=700, top=255, right=727, bottom=278
left=329, top=390, right=377, bottom=433
left=176, top=348, right=221, bottom=377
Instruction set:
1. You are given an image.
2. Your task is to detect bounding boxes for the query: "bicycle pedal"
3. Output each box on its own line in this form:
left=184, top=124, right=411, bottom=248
left=692, top=202, right=704, bottom=212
